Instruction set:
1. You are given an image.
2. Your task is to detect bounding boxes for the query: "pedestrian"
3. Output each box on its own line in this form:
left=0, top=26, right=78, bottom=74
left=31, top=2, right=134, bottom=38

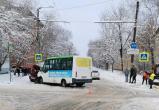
left=149, top=70, right=156, bottom=89
left=24, top=68, right=27, bottom=76
left=21, top=67, right=24, bottom=77
left=124, top=67, right=129, bottom=82
left=17, top=68, right=20, bottom=77
left=129, top=65, right=137, bottom=83
left=14, top=68, right=17, bottom=76
left=142, top=71, right=149, bottom=85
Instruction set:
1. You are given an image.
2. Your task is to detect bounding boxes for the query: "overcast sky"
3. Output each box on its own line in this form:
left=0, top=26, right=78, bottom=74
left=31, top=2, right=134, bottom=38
left=34, top=0, right=126, bottom=56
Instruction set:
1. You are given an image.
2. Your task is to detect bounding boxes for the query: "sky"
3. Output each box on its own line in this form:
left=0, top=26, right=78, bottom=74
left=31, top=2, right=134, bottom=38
left=34, top=0, right=124, bottom=56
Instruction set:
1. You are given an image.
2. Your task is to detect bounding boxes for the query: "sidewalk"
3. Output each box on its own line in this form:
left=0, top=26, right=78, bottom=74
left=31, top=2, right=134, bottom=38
left=98, top=68, right=159, bottom=94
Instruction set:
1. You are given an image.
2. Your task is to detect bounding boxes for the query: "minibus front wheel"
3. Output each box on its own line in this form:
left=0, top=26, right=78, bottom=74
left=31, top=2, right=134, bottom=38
left=61, top=79, right=67, bottom=87
left=38, top=77, right=43, bottom=84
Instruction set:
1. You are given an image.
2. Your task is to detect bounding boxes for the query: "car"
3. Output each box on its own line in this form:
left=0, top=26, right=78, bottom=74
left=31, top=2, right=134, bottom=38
left=29, top=65, right=40, bottom=83
left=91, top=70, right=100, bottom=80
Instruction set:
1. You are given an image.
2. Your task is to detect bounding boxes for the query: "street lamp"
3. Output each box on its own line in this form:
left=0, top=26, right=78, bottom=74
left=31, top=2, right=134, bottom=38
left=36, top=6, right=55, bottom=54
left=36, top=6, right=70, bottom=54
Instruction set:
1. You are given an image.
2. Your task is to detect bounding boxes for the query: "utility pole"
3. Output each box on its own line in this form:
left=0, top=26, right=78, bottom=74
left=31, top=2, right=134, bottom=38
left=119, top=25, right=123, bottom=71
left=36, top=7, right=41, bottom=53
left=131, top=1, right=140, bottom=64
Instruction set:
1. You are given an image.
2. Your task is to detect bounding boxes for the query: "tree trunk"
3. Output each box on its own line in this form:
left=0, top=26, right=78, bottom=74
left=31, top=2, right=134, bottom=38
left=112, top=63, right=114, bottom=72
left=105, top=63, right=109, bottom=70
left=0, top=64, right=2, bottom=71
left=150, top=47, right=155, bottom=66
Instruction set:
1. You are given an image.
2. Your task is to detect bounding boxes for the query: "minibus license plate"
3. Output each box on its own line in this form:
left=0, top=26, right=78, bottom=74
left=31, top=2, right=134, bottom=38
left=82, top=76, right=87, bottom=78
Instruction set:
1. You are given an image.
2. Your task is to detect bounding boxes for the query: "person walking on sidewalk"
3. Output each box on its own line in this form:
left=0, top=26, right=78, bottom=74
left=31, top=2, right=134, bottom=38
left=142, top=71, right=149, bottom=85
left=149, top=71, right=156, bottom=89
left=124, top=68, right=129, bottom=82
left=129, top=65, right=137, bottom=83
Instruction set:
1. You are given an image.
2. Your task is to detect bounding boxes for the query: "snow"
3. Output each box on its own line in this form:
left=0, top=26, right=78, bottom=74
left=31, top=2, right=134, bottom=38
left=0, top=73, right=85, bottom=92
left=1, top=68, right=159, bottom=110
left=0, top=68, right=158, bottom=93
left=98, top=68, right=159, bottom=93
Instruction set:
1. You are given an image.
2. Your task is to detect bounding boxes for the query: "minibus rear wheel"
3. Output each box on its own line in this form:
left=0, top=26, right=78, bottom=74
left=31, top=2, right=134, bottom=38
left=76, top=83, right=84, bottom=87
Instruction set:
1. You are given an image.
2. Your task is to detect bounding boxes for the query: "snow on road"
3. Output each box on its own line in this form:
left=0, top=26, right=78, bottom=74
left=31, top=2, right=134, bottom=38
left=0, top=69, right=159, bottom=110
left=0, top=69, right=153, bottom=92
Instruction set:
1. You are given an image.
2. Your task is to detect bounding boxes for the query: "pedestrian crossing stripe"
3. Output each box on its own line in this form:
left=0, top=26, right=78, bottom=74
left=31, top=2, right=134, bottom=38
left=139, top=52, right=149, bottom=62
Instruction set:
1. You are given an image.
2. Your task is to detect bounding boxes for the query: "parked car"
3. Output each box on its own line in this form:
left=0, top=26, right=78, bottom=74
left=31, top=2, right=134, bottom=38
left=29, top=65, right=40, bottom=82
left=91, top=70, right=100, bottom=80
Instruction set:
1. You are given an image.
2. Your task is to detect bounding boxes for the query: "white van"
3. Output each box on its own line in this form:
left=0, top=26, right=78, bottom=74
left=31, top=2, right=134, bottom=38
left=37, top=56, right=92, bottom=87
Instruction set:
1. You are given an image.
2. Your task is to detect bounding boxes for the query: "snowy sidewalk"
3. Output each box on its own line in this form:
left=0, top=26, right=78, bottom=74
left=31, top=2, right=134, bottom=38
left=98, top=68, right=159, bottom=94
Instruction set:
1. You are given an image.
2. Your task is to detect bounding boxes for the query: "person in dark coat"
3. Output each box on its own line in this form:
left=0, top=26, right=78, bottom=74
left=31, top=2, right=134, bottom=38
left=129, top=65, right=137, bottom=83
left=17, top=68, right=20, bottom=77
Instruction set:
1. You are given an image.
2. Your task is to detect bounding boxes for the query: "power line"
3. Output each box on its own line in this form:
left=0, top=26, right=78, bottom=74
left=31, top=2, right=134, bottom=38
left=122, top=30, right=133, bottom=49
left=55, top=0, right=109, bottom=11
left=94, top=21, right=135, bottom=23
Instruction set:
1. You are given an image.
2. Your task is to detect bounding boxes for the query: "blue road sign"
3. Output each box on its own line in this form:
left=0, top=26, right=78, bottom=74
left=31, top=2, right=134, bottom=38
left=130, top=42, right=138, bottom=49
left=139, top=52, right=149, bottom=62
left=141, top=54, right=147, bottom=60
left=35, top=53, right=43, bottom=62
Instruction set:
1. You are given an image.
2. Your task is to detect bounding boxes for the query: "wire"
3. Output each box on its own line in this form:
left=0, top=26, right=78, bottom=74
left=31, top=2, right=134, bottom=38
left=54, top=0, right=110, bottom=11
left=122, top=30, right=133, bottom=49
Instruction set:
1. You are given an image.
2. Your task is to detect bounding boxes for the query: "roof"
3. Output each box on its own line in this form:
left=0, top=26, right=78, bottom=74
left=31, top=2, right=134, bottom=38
left=47, top=56, right=73, bottom=60
left=47, top=56, right=92, bottom=60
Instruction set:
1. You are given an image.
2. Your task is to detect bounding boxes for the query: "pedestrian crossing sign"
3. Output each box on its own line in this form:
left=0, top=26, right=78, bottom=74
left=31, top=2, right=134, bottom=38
left=35, top=53, right=43, bottom=62
left=139, top=52, right=149, bottom=62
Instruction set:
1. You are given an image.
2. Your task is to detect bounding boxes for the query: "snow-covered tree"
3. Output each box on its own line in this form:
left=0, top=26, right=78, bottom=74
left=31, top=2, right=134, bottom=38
left=0, top=1, right=36, bottom=69
left=40, top=16, right=77, bottom=58
left=134, top=0, right=159, bottom=68
left=88, top=4, right=133, bottom=70
left=0, top=0, right=77, bottom=70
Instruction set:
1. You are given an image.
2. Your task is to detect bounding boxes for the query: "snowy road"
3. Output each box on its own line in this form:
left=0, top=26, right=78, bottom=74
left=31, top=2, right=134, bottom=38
left=1, top=70, right=159, bottom=110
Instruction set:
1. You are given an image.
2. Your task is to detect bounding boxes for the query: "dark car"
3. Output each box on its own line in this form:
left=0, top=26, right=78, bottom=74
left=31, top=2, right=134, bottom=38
left=29, top=65, right=40, bottom=82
